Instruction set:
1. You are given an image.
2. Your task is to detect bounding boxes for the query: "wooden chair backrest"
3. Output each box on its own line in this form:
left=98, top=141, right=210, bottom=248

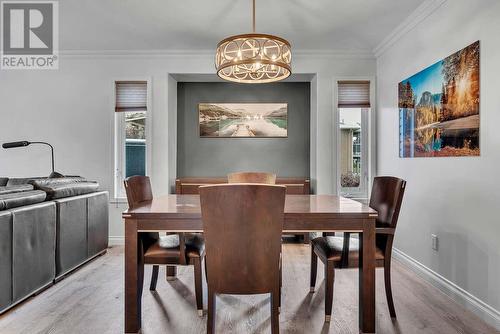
left=124, top=176, right=160, bottom=252
left=227, top=172, right=276, bottom=184
left=369, top=176, right=406, bottom=228
left=175, top=177, right=309, bottom=195
left=199, top=184, right=286, bottom=294
left=124, top=175, right=153, bottom=209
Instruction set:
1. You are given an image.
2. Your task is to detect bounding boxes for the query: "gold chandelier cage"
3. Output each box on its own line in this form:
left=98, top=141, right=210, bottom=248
left=215, top=0, right=292, bottom=83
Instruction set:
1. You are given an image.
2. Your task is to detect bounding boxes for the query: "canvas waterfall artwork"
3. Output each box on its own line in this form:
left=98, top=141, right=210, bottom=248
left=399, top=41, right=480, bottom=157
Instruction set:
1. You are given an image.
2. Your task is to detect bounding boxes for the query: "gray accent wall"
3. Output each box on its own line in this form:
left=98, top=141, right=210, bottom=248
left=177, top=82, right=310, bottom=177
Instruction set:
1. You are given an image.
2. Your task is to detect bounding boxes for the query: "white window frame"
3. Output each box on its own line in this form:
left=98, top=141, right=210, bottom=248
left=112, top=77, right=152, bottom=201
left=333, top=77, right=376, bottom=200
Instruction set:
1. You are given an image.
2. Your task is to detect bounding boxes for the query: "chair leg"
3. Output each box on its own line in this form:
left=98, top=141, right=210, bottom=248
left=279, top=256, right=282, bottom=312
left=138, top=238, right=145, bottom=299
left=384, top=257, right=397, bottom=318
left=166, top=265, right=177, bottom=281
left=204, top=256, right=208, bottom=280
left=149, top=265, right=159, bottom=291
left=310, top=247, right=318, bottom=292
left=303, top=233, right=310, bottom=244
left=194, top=258, right=204, bottom=316
left=324, top=260, right=334, bottom=322
left=271, top=286, right=280, bottom=334
left=207, top=288, right=216, bottom=334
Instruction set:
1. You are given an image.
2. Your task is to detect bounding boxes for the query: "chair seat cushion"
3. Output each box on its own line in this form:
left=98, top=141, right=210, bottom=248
left=184, top=233, right=205, bottom=258
left=144, top=242, right=181, bottom=261
left=0, top=184, right=34, bottom=195
left=144, top=233, right=205, bottom=263
left=0, top=190, right=47, bottom=210
left=311, top=236, right=384, bottom=262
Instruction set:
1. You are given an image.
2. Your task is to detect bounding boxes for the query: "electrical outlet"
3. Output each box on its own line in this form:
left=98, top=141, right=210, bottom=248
left=431, top=234, right=438, bottom=251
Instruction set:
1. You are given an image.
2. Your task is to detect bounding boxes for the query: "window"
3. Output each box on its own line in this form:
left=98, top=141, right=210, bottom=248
left=337, top=81, right=370, bottom=198
left=114, top=81, right=149, bottom=198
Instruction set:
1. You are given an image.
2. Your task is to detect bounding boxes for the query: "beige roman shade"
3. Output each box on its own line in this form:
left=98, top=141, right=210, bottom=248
left=337, top=81, right=370, bottom=108
left=115, top=81, right=147, bottom=112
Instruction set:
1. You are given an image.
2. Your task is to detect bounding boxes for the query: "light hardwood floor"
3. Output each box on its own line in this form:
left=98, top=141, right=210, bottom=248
left=0, top=244, right=497, bottom=334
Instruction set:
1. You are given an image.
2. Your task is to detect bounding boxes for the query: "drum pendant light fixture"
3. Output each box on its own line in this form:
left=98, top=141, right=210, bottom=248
left=215, top=0, right=292, bottom=84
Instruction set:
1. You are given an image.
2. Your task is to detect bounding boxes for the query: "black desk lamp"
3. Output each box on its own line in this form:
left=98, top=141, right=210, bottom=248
left=2, top=141, right=61, bottom=177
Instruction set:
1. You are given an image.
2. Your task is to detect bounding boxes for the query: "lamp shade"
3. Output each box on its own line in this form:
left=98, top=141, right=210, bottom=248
left=215, top=34, right=292, bottom=84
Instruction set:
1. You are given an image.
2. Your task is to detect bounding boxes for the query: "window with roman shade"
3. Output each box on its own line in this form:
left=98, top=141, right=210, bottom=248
left=337, top=81, right=370, bottom=108
left=115, top=81, right=147, bottom=112
left=114, top=80, right=149, bottom=199
left=337, top=80, right=371, bottom=199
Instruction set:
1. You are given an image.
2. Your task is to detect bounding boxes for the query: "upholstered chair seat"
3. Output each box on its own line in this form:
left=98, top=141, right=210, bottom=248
left=311, top=236, right=385, bottom=264
left=144, top=234, right=205, bottom=263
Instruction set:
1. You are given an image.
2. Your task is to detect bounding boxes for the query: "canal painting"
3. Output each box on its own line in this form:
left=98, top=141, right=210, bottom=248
left=199, top=103, right=288, bottom=138
left=399, top=41, right=480, bottom=157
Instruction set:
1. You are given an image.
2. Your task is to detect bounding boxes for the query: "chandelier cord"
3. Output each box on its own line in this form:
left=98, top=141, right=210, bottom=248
left=252, top=0, right=256, bottom=33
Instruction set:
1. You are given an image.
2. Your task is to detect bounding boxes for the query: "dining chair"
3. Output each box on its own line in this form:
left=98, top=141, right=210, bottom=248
left=200, top=184, right=286, bottom=334
left=309, top=176, right=406, bottom=321
left=227, top=171, right=284, bottom=307
left=124, top=175, right=205, bottom=316
left=227, top=171, right=276, bottom=184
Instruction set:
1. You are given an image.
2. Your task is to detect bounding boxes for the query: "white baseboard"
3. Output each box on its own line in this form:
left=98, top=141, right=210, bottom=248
left=108, top=236, right=124, bottom=245
left=393, top=248, right=500, bottom=330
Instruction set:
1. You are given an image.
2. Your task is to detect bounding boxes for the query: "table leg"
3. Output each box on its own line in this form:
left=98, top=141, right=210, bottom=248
left=359, top=218, right=376, bottom=333
left=125, top=219, right=142, bottom=333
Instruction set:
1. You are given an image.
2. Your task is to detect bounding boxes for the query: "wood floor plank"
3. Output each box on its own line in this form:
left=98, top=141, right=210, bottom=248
left=0, top=244, right=497, bottom=334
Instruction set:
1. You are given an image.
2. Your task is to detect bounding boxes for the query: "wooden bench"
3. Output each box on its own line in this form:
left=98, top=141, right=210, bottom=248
left=175, top=177, right=311, bottom=243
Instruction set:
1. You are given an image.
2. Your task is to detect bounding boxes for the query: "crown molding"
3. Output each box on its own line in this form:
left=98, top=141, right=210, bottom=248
left=58, top=48, right=374, bottom=59
left=294, top=49, right=374, bottom=59
left=58, top=49, right=214, bottom=58
left=373, top=0, right=448, bottom=58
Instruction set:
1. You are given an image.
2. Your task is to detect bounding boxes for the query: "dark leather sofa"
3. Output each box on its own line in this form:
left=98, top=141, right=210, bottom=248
left=0, top=176, right=108, bottom=313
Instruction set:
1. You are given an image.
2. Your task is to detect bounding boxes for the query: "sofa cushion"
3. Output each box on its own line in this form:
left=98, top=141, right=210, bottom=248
left=0, top=190, right=47, bottom=210
left=0, top=178, right=8, bottom=187
left=0, top=184, right=34, bottom=195
left=6, top=176, right=84, bottom=187
left=54, top=196, right=88, bottom=277
left=87, top=192, right=109, bottom=257
left=6, top=177, right=45, bottom=187
left=29, top=177, right=87, bottom=187
left=31, top=179, right=99, bottom=200
left=11, top=202, right=56, bottom=302
left=0, top=211, right=12, bottom=311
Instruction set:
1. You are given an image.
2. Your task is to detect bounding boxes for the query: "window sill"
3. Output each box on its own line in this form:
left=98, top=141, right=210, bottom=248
left=110, top=198, right=128, bottom=205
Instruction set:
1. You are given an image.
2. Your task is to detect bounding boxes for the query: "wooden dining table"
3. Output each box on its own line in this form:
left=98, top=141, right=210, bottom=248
left=122, top=194, right=378, bottom=333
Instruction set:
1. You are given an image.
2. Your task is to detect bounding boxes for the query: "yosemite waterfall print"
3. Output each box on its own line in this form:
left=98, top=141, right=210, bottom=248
left=399, top=41, right=480, bottom=157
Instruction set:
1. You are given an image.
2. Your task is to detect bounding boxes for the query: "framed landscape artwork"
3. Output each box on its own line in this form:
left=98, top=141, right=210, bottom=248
left=199, top=103, right=288, bottom=138
left=399, top=41, right=480, bottom=157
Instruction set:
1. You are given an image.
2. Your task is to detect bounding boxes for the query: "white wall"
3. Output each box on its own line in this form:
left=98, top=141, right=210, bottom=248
left=0, top=52, right=375, bottom=239
left=376, top=0, right=500, bottom=326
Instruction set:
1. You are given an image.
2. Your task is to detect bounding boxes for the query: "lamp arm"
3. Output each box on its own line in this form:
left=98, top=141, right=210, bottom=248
left=29, top=141, right=55, bottom=173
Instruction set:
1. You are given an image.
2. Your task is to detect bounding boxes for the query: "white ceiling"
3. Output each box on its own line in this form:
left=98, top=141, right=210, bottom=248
left=59, top=0, right=426, bottom=52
